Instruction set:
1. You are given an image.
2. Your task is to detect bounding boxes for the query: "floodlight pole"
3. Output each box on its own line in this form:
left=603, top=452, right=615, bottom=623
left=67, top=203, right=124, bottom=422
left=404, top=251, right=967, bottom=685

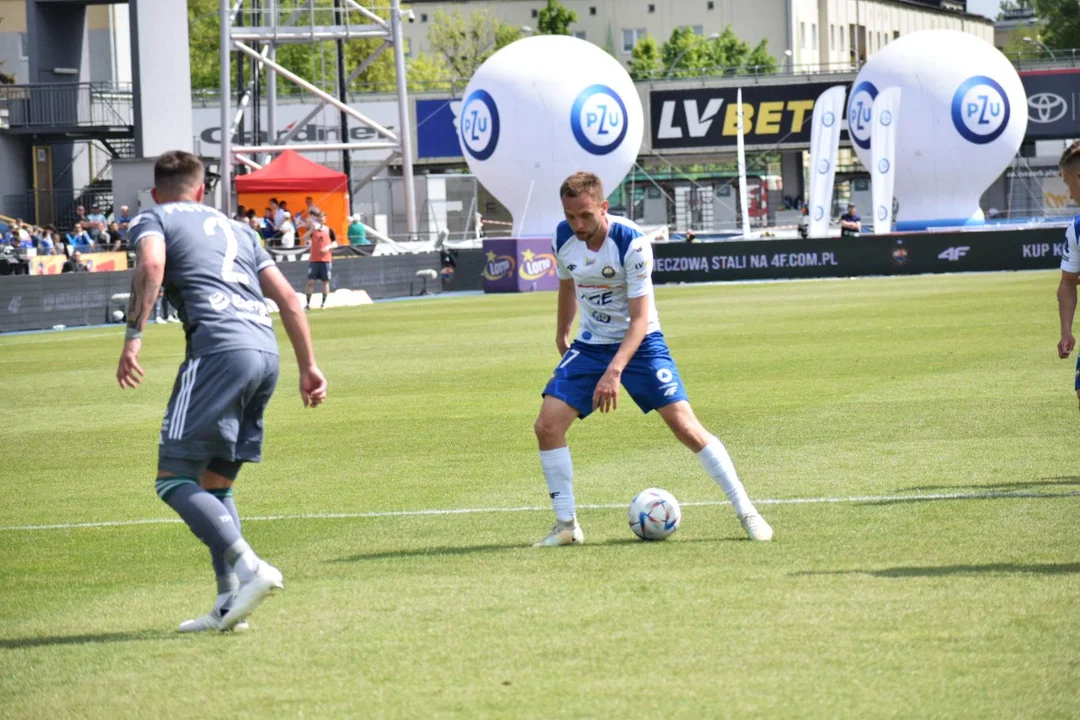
left=391, top=0, right=418, bottom=239
left=220, top=0, right=232, bottom=215
left=334, top=0, right=351, bottom=195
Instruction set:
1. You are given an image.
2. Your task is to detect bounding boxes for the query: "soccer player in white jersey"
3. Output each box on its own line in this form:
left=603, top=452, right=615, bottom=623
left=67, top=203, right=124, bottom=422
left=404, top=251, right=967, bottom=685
left=532, top=172, right=773, bottom=546
left=1054, top=140, right=1080, bottom=401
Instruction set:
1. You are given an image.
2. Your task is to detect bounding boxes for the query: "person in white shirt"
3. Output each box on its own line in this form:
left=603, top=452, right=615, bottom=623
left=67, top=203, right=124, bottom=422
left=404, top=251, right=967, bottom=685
left=1053, top=140, right=1080, bottom=408
left=278, top=212, right=296, bottom=249
left=531, top=171, right=773, bottom=547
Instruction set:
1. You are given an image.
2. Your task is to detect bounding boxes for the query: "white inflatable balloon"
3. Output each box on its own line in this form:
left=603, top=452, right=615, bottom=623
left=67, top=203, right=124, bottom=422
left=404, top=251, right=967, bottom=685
left=459, top=36, right=644, bottom=237
left=847, top=30, right=1027, bottom=230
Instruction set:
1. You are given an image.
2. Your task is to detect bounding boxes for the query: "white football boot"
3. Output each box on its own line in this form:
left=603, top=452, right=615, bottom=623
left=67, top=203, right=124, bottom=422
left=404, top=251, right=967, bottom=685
left=178, top=610, right=248, bottom=633
left=739, top=512, right=774, bottom=542
left=219, top=562, right=283, bottom=631
left=532, top=518, right=584, bottom=547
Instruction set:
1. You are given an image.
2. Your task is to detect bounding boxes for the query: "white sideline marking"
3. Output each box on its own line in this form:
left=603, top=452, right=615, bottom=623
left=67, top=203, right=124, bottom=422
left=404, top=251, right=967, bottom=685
left=1, top=490, right=1076, bottom=532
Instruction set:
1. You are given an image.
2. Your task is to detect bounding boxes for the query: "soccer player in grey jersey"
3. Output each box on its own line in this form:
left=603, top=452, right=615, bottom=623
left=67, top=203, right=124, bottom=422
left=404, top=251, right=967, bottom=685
left=117, top=151, right=328, bottom=632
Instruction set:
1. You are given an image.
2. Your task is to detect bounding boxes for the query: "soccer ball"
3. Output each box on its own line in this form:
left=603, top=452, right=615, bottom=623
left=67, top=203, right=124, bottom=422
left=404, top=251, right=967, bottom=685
left=111, top=310, right=125, bottom=323
left=628, top=488, right=681, bottom=541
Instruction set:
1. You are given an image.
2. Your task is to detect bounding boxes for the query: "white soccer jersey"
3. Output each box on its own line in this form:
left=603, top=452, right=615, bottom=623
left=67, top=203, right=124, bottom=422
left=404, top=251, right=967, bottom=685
left=1059, top=216, right=1080, bottom=273
left=553, top=215, right=660, bottom=345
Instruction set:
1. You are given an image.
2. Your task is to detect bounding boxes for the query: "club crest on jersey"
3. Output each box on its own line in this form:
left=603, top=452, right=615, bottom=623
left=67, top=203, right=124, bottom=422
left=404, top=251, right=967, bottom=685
left=482, top=250, right=516, bottom=281
left=519, top=248, right=557, bottom=281
left=602, top=265, right=616, bottom=279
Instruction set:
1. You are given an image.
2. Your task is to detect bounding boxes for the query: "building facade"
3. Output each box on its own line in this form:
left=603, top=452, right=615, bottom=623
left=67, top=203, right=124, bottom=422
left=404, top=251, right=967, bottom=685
left=401, top=0, right=993, bottom=72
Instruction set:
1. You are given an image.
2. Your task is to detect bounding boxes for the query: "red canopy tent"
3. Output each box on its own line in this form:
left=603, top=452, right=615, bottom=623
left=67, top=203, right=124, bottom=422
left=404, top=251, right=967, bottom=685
left=235, top=150, right=349, bottom=242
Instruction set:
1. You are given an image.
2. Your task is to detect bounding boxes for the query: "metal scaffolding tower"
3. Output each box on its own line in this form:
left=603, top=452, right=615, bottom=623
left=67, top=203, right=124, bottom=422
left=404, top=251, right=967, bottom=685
left=217, top=0, right=417, bottom=237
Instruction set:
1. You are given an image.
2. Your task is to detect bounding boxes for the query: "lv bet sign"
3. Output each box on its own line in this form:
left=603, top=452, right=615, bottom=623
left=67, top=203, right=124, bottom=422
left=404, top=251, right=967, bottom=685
left=650, top=82, right=848, bottom=150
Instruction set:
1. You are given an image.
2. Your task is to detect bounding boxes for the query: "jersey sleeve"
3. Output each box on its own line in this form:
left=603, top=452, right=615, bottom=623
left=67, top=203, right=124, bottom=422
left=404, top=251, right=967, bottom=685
left=624, top=234, right=654, bottom=299
left=553, top=234, right=572, bottom=280
left=128, top=210, right=164, bottom=248
left=1063, top=221, right=1080, bottom=274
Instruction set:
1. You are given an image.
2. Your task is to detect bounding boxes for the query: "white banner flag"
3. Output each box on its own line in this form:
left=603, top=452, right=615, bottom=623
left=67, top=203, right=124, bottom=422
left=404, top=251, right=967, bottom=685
left=870, top=87, right=902, bottom=235
left=807, top=86, right=848, bottom=238
left=736, top=89, right=752, bottom=238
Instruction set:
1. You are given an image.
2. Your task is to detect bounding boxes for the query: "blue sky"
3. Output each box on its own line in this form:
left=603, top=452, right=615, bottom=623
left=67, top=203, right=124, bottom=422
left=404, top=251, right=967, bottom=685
left=967, top=0, right=1002, bottom=19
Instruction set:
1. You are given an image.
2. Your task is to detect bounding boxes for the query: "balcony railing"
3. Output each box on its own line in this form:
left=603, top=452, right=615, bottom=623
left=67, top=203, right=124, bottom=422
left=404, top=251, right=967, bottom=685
left=0, top=82, right=134, bottom=131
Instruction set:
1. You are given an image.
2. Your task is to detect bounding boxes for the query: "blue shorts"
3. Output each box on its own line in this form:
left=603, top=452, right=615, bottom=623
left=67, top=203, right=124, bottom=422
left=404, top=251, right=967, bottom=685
left=542, top=332, right=689, bottom=418
left=158, top=350, right=279, bottom=474
left=308, top=261, right=331, bottom=282
left=1075, top=354, right=1080, bottom=391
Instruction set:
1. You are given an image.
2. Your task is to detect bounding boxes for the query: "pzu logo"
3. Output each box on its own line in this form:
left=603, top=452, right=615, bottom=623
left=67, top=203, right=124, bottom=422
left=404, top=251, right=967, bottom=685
left=847, top=81, right=879, bottom=151
left=460, top=89, right=500, bottom=161
left=951, top=76, right=1010, bottom=145
left=571, top=84, right=628, bottom=156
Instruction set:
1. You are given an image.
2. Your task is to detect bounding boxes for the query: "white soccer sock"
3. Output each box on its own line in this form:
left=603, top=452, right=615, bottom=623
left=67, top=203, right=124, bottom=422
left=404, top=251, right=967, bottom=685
left=539, top=447, right=576, bottom=522
left=696, top=437, right=756, bottom=517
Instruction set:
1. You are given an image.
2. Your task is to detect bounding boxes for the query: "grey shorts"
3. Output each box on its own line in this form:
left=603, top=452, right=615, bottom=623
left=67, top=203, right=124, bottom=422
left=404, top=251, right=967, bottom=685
left=158, top=350, right=280, bottom=474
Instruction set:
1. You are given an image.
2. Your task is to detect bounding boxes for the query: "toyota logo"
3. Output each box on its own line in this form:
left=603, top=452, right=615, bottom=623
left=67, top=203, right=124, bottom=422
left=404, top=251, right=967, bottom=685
left=1028, top=93, right=1068, bottom=124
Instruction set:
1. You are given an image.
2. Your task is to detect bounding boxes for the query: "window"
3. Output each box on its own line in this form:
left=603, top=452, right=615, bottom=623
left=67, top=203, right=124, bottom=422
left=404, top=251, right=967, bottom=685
left=812, top=23, right=817, bottom=51
left=830, top=25, right=835, bottom=51
left=648, top=3, right=656, bottom=12
left=692, top=25, right=704, bottom=35
left=531, top=8, right=538, bottom=18
left=590, top=6, right=597, bottom=15
left=574, top=30, right=587, bottom=40
left=893, top=30, right=900, bottom=40
left=800, top=22, right=806, bottom=50
left=19, top=32, right=28, bottom=60
left=421, top=13, right=428, bottom=22
left=707, top=0, right=715, bottom=8
left=622, top=28, right=646, bottom=53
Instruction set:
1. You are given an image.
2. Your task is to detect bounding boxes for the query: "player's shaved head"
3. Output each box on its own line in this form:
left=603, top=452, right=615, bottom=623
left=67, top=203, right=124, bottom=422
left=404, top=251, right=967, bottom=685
left=154, top=151, right=205, bottom=199
left=560, top=172, right=606, bottom=205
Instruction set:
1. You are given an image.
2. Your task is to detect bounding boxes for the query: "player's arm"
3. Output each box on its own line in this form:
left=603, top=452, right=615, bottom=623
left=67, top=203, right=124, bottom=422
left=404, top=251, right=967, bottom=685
left=258, top=264, right=327, bottom=407
left=1058, top=270, right=1078, bottom=358
left=116, top=234, right=165, bottom=389
left=556, top=278, right=577, bottom=356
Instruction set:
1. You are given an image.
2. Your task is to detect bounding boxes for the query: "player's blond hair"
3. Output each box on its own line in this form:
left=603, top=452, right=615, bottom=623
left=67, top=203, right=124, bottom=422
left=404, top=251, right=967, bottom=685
left=155, top=150, right=205, bottom=197
left=1060, top=140, right=1080, bottom=172
left=560, top=172, right=606, bottom=204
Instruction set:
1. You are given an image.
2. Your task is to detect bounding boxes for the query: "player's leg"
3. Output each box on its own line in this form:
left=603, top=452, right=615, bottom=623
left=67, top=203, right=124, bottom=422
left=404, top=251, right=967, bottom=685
left=321, top=265, right=331, bottom=307
left=305, top=273, right=314, bottom=309
left=532, top=345, right=606, bottom=547
left=621, top=334, right=773, bottom=541
left=655, top=401, right=772, bottom=541
left=158, top=352, right=282, bottom=631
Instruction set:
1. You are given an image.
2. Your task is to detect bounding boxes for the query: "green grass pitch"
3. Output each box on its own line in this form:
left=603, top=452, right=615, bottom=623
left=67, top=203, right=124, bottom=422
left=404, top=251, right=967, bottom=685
left=0, top=271, right=1077, bottom=718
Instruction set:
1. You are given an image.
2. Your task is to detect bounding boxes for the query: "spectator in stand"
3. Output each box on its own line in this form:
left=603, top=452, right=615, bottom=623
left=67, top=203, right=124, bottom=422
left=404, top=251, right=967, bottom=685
left=74, top=204, right=88, bottom=229
left=234, top=204, right=248, bottom=223
left=107, top=221, right=124, bottom=250
left=115, top=205, right=133, bottom=240
left=62, top=250, right=88, bottom=273
left=271, top=198, right=285, bottom=229
left=86, top=205, right=108, bottom=242
left=298, top=196, right=322, bottom=240
left=348, top=214, right=369, bottom=245
left=40, top=230, right=56, bottom=255
left=66, top=222, right=93, bottom=250
left=261, top=207, right=277, bottom=242
left=13, top=220, right=31, bottom=247
left=277, top=211, right=296, bottom=249
left=840, top=204, right=862, bottom=237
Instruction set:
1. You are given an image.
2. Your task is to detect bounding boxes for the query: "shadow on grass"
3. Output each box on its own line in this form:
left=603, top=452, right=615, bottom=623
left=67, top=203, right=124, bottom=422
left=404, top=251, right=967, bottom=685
left=857, top=490, right=1080, bottom=506
left=334, top=536, right=740, bottom=562
left=897, top=478, right=1080, bottom=493
left=0, top=630, right=180, bottom=650
left=794, top=563, right=1080, bottom=579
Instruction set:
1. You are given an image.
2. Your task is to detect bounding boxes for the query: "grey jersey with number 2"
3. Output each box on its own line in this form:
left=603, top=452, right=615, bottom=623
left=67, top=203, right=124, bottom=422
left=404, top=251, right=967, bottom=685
left=130, top=202, right=279, bottom=359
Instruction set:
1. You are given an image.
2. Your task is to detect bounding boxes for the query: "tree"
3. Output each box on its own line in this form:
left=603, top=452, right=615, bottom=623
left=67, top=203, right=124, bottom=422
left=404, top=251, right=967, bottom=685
left=628, top=34, right=663, bottom=79
left=406, top=53, right=453, bottom=92
left=660, top=24, right=777, bottom=78
left=661, top=26, right=707, bottom=77
left=537, top=0, right=577, bottom=36
left=426, top=9, right=524, bottom=80
left=1033, top=0, right=1080, bottom=49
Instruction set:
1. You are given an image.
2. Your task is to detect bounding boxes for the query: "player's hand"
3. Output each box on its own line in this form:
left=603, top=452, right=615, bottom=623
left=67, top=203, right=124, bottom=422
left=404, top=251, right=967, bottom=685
left=117, top=339, right=144, bottom=389
left=300, top=365, right=327, bottom=408
left=1059, top=333, right=1076, bottom=359
left=556, top=338, right=570, bottom=356
left=593, top=367, right=621, bottom=414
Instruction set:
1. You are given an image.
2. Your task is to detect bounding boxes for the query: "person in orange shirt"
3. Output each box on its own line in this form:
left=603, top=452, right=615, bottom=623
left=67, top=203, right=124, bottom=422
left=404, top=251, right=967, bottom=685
left=305, top=210, right=338, bottom=310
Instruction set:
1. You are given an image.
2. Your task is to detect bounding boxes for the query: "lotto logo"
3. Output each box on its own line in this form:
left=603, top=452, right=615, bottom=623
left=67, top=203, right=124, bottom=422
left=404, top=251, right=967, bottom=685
left=952, top=76, right=1010, bottom=145
left=571, top=84, right=629, bottom=156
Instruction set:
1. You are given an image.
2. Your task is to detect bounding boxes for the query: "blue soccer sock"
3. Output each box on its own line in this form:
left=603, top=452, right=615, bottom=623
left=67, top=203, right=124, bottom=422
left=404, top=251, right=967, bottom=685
left=207, top=487, right=241, bottom=609
left=156, top=478, right=256, bottom=581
